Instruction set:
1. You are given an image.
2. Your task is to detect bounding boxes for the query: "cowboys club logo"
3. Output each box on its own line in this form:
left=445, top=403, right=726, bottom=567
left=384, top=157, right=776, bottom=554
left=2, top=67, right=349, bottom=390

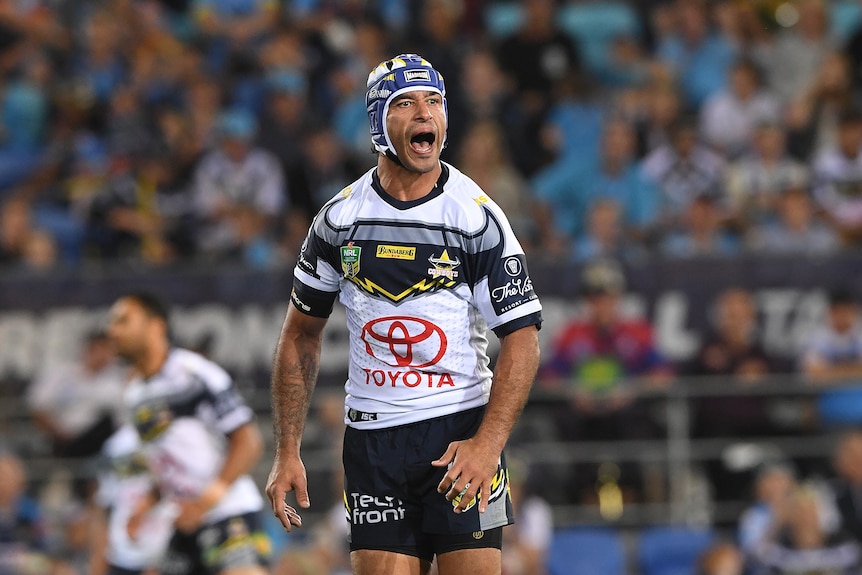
left=360, top=316, right=447, bottom=368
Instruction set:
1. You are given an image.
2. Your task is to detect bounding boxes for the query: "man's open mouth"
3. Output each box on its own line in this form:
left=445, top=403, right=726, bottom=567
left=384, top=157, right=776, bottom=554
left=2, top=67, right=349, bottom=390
left=410, top=132, right=436, bottom=154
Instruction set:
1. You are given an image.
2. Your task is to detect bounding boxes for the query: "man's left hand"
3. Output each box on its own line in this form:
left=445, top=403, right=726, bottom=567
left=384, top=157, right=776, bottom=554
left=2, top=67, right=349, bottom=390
left=432, top=438, right=500, bottom=514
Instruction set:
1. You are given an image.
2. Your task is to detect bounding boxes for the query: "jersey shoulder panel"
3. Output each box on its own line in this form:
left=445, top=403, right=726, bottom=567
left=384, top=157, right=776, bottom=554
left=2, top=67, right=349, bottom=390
left=167, top=348, right=232, bottom=393
left=441, top=163, right=504, bottom=234
left=310, top=168, right=377, bottom=244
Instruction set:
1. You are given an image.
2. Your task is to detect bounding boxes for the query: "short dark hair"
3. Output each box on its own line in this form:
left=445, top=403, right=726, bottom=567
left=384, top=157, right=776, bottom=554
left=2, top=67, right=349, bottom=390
left=838, top=107, right=862, bottom=127
left=829, top=288, right=857, bottom=307
left=123, top=291, right=170, bottom=323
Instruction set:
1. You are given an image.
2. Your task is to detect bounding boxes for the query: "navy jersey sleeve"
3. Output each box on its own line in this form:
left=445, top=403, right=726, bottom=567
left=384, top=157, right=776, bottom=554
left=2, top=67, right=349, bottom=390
left=469, top=202, right=542, bottom=337
left=292, top=201, right=343, bottom=317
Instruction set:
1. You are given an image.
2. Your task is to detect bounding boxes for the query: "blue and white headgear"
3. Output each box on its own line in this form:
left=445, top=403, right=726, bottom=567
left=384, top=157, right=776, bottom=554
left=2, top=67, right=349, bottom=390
left=366, top=53, right=447, bottom=157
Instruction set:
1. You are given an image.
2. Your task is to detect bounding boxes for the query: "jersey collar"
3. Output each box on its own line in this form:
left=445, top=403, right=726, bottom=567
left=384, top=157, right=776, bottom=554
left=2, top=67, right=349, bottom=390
left=371, top=163, right=449, bottom=210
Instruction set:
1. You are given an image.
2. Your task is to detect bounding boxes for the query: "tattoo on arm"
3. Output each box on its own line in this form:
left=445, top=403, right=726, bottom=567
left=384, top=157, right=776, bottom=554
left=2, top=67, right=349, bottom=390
left=271, top=340, right=321, bottom=450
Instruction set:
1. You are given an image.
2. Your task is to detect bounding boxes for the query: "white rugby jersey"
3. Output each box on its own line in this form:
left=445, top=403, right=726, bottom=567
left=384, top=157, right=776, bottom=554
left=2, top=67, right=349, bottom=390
left=125, top=348, right=264, bottom=524
left=291, top=162, right=543, bottom=430
left=96, top=425, right=176, bottom=571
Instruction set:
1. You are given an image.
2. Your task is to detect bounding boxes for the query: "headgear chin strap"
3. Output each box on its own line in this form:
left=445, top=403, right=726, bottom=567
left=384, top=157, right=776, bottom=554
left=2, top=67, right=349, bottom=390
left=366, top=54, right=448, bottom=158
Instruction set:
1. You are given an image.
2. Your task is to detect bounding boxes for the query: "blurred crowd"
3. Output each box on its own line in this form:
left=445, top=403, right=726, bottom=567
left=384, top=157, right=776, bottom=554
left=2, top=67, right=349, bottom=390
left=7, top=0, right=862, bottom=573
left=2, top=0, right=862, bottom=271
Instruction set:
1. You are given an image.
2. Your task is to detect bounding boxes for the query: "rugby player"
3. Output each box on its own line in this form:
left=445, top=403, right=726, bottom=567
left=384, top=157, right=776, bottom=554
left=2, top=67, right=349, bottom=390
left=266, top=54, right=543, bottom=575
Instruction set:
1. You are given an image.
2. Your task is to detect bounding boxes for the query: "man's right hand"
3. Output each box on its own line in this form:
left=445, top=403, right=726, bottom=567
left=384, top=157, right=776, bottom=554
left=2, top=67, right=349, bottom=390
left=265, top=451, right=309, bottom=531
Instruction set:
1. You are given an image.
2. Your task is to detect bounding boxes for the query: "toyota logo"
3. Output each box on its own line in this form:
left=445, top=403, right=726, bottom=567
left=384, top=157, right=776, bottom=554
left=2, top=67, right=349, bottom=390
left=361, top=316, right=447, bottom=368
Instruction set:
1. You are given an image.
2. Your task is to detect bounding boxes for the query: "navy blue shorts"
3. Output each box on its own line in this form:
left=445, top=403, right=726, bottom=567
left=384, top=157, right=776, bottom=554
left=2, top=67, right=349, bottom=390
left=159, top=512, right=270, bottom=575
left=343, top=406, right=513, bottom=561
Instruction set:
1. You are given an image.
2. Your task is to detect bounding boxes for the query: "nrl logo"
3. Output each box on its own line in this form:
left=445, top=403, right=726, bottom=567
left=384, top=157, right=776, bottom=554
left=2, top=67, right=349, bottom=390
left=428, top=249, right=460, bottom=280
left=341, top=242, right=361, bottom=278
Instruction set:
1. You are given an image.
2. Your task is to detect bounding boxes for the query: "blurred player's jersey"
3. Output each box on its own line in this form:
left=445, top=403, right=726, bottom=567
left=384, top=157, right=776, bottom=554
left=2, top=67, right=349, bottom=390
left=292, top=162, right=543, bottom=429
left=96, top=425, right=176, bottom=571
left=125, top=348, right=264, bottom=524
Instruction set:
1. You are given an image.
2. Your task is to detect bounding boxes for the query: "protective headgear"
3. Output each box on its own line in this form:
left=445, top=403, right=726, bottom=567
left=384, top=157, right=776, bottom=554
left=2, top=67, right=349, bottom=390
left=366, top=53, right=447, bottom=157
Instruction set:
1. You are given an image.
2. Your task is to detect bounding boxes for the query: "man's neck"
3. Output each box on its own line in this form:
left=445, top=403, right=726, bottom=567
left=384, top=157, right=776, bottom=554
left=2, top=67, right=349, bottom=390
left=137, top=341, right=170, bottom=379
left=376, top=156, right=442, bottom=202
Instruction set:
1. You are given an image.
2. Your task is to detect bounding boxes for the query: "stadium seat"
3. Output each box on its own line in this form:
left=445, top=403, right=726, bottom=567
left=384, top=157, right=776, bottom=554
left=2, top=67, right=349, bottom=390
left=484, top=2, right=524, bottom=38
left=558, top=2, right=640, bottom=74
left=637, top=526, right=714, bottom=575
left=831, top=0, right=862, bottom=43
left=546, top=527, right=627, bottom=575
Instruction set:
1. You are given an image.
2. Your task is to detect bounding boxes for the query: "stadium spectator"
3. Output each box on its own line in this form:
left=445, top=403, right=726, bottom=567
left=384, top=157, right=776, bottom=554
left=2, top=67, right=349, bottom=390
left=0, top=451, right=49, bottom=573
left=699, top=58, right=781, bottom=159
left=452, top=48, right=520, bottom=153
left=711, top=0, right=772, bottom=59
left=257, top=68, right=312, bottom=203
left=540, top=70, right=606, bottom=168
left=533, top=118, right=660, bottom=254
left=697, top=541, right=744, bottom=575
left=573, top=197, right=646, bottom=263
left=71, top=8, right=127, bottom=107
left=184, top=74, right=223, bottom=153
left=25, top=132, right=112, bottom=266
left=656, top=0, right=736, bottom=108
left=747, top=187, right=840, bottom=257
left=811, top=107, right=862, bottom=245
left=457, top=119, right=538, bottom=253
left=190, top=0, right=277, bottom=75
left=685, top=287, right=783, bottom=438
left=494, top=0, right=582, bottom=176
left=843, top=10, right=862, bottom=89
left=539, top=258, right=672, bottom=504
left=801, top=288, right=862, bottom=427
left=641, top=116, right=726, bottom=234
left=738, top=462, right=798, bottom=559
left=630, top=82, right=682, bottom=157
left=0, top=198, right=36, bottom=266
left=757, top=0, right=835, bottom=104
left=659, top=194, right=739, bottom=259
left=87, top=145, right=196, bottom=264
left=19, top=227, right=57, bottom=271
left=723, top=122, right=809, bottom=230
left=785, top=51, right=858, bottom=161
left=191, top=107, right=286, bottom=267
left=752, top=484, right=861, bottom=574
left=826, top=430, right=862, bottom=545
left=283, top=121, right=359, bottom=221
left=26, top=330, right=126, bottom=460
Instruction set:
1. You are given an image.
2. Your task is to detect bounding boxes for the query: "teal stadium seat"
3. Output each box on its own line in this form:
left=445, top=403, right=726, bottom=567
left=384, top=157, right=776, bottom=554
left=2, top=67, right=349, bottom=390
left=558, top=2, right=640, bottom=74
left=831, top=0, right=862, bottom=43
left=484, top=2, right=524, bottom=38
left=546, top=527, right=627, bottom=575
left=637, top=526, right=714, bottom=575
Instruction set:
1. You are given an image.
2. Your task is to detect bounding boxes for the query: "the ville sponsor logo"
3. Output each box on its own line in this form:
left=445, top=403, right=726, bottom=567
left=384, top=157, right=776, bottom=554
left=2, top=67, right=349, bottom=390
left=492, top=277, right=534, bottom=304
left=375, top=245, right=416, bottom=260
left=346, top=493, right=406, bottom=525
left=504, top=257, right=522, bottom=277
left=361, top=316, right=447, bottom=368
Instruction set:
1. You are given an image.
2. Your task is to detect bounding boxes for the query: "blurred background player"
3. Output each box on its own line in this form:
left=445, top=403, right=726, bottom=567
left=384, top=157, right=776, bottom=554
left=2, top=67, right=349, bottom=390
left=107, top=292, right=271, bottom=575
left=90, top=424, right=176, bottom=575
